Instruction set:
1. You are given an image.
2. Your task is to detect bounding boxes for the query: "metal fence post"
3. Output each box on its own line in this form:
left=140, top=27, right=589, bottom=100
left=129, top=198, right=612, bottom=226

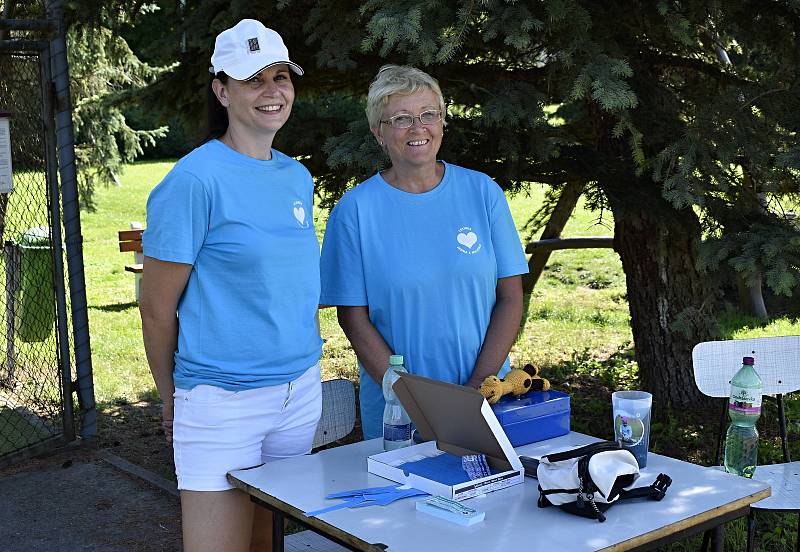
left=46, top=0, right=96, bottom=441
left=3, top=240, right=18, bottom=386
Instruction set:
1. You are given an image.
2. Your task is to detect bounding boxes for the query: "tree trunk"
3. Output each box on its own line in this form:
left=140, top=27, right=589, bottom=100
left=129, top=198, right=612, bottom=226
left=736, top=274, right=769, bottom=321
left=610, top=195, right=716, bottom=408
left=523, top=180, right=585, bottom=294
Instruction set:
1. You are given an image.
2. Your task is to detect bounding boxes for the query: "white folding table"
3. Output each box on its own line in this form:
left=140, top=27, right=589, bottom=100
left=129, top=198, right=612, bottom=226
left=228, top=432, right=770, bottom=552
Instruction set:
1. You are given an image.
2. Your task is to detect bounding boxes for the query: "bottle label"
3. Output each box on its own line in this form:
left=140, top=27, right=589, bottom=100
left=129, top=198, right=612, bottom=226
left=384, top=423, right=412, bottom=441
left=729, top=385, right=762, bottom=414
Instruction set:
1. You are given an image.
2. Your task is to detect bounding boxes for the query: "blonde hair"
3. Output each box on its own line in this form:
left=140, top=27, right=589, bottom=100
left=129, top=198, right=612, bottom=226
left=366, top=65, right=446, bottom=130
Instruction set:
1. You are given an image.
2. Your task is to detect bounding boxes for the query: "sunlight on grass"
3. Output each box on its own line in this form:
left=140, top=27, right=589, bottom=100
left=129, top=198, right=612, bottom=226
left=83, top=162, right=634, bottom=403
left=82, top=162, right=170, bottom=402
left=86, top=164, right=795, bottom=398
left=507, top=186, right=629, bottom=375
left=82, top=161, right=800, bottom=407
left=719, top=313, right=800, bottom=340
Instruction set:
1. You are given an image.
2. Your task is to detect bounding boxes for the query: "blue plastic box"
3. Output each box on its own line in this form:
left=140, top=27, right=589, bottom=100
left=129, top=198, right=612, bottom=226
left=490, top=390, right=570, bottom=447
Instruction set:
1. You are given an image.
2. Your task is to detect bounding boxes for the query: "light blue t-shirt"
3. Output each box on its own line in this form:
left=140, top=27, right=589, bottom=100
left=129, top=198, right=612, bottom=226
left=143, top=139, right=322, bottom=391
left=320, top=161, right=529, bottom=439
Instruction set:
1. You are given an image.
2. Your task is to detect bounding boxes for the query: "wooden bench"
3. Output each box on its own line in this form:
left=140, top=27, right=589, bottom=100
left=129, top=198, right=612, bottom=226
left=118, top=222, right=143, bottom=301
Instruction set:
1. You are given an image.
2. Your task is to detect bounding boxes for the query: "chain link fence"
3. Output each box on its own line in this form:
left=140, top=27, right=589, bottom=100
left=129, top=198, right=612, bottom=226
left=0, top=4, right=91, bottom=462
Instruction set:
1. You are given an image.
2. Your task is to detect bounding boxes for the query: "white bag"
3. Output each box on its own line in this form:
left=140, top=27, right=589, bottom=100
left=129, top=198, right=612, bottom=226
left=536, top=441, right=671, bottom=522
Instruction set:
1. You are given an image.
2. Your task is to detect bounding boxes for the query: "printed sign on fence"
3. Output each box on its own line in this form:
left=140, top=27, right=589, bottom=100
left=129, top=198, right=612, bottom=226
left=0, top=114, right=13, bottom=193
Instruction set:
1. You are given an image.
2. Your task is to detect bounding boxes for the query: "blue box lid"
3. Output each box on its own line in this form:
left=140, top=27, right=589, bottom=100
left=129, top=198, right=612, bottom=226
left=490, top=390, right=570, bottom=424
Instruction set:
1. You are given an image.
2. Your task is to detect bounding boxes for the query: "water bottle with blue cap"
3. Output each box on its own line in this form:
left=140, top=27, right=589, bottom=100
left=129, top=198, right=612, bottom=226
left=382, top=354, right=413, bottom=451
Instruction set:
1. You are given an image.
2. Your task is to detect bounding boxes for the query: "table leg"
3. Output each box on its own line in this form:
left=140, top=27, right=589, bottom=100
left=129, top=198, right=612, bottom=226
left=272, top=510, right=285, bottom=552
left=746, top=510, right=756, bottom=552
left=711, top=524, right=725, bottom=552
left=700, top=529, right=711, bottom=552
left=795, top=512, right=799, bottom=552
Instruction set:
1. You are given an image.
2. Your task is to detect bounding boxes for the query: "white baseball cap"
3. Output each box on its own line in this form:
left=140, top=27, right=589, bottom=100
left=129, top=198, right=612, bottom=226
left=210, top=19, right=304, bottom=80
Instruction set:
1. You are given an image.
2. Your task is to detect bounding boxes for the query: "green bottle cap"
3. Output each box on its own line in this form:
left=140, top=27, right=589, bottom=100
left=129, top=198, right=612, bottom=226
left=389, top=354, right=404, bottom=366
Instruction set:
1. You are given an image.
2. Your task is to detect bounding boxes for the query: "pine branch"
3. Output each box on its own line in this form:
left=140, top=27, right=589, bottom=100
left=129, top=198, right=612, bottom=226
left=639, top=49, right=751, bottom=86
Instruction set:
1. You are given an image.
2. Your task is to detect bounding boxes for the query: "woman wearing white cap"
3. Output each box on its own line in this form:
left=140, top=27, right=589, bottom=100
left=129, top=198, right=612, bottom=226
left=140, top=20, right=320, bottom=551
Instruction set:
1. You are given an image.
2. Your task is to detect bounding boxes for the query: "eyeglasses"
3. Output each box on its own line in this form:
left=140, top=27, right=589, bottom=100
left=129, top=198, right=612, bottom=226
left=380, top=109, right=443, bottom=129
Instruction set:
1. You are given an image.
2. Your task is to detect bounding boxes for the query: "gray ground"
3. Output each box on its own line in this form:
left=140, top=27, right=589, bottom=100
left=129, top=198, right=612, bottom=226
left=0, top=447, right=182, bottom=551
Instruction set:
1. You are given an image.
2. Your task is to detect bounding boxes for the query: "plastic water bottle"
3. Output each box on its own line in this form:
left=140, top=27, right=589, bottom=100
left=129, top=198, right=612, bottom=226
left=382, top=355, right=413, bottom=451
left=724, top=356, right=762, bottom=478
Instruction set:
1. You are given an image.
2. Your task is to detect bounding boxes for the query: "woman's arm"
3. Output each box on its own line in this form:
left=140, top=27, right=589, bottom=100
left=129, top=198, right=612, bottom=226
left=139, top=256, right=192, bottom=443
left=466, top=275, right=524, bottom=388
left=337, top=306, right=393, bottom=386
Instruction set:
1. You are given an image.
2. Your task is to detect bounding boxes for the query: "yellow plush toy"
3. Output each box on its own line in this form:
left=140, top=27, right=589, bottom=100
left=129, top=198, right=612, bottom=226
left=479, top=364, right=550, bottom=405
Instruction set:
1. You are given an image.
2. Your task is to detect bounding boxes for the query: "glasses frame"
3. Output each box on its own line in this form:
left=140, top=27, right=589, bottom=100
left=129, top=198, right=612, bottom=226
left=380, top=109, right=444, bottom=129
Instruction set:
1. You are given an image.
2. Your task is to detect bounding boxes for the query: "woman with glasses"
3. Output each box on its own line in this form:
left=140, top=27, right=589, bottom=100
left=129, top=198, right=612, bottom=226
left=320, top=64, right=528, bottom=440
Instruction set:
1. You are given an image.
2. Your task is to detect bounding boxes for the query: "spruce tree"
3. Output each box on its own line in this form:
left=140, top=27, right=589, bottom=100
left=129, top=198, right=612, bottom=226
left=155, top=1, right=800, bottom=408
left=63, top=2, right=169, bottom=209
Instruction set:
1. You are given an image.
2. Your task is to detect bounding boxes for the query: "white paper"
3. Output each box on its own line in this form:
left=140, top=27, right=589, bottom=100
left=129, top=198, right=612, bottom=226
left=0, top=117, right=12, bottom=193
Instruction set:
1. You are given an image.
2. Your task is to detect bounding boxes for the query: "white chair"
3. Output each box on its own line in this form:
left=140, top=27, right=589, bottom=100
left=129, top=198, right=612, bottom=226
left=692, top=336, right=800, bottom=552
left=312, top=378, right=356, bottom=449
left=272, top=378, right=357, bottom=552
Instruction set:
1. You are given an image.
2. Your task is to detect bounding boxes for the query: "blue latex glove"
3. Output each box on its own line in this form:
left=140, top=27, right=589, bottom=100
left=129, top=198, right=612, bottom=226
left=304, top=485, right=428, bottom=517
left=325, top=484, right=402, bottom=499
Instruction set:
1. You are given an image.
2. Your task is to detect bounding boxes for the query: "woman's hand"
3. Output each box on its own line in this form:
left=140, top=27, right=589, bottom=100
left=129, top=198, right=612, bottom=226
left=336, top=306, right=393, bottom=386
left=469, top=275, right=524, bottom=385
left=161, top=400, right=174, bottom=444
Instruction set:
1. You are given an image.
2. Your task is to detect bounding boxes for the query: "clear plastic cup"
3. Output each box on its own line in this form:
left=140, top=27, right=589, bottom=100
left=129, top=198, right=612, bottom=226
left=612, top=390, right=653, bottom=468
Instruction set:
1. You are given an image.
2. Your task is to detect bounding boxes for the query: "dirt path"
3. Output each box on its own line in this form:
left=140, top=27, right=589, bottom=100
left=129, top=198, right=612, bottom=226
left=0, top=447, right=181, bottom=551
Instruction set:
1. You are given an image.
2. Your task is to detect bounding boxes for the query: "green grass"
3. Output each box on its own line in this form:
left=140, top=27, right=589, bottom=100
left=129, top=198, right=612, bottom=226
left=0, top=407, right=55, bottom=455
left=82, top=162, right=164, bottom=402
left=86, top=160, right=800, bottom=404
left=79, top=161, right=800, bottom=551
left=83, top=164, right=634, bottom=401
left=507, top=186, right=631, bottom=373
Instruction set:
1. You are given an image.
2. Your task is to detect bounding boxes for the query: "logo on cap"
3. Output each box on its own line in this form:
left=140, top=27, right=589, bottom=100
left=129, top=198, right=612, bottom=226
left=247, top=37, right=260, bottom=53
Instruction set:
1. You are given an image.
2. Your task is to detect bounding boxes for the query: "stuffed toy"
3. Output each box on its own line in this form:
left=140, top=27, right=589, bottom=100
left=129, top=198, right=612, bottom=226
left=479, top=364, right=551, bottom=405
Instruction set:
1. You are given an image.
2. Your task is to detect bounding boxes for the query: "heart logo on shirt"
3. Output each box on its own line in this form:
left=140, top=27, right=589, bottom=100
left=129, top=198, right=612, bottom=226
left=457, top=231, right=478, bottom=249
left=293, top=206, right=306, bottom=226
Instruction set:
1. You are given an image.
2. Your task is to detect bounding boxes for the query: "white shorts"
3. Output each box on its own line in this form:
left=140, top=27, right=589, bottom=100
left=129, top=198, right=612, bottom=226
left=173, top=362, right=322, bottom=491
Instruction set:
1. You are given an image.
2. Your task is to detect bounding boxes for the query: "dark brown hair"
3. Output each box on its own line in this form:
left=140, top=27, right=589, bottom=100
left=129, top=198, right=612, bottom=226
left=204, top=72, right=229, bottom=142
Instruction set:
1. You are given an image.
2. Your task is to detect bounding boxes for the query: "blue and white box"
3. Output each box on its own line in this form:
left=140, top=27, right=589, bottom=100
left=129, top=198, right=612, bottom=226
left=367, top=373, right=524, bottom=501
left=491, top=390, right=570, bottom=447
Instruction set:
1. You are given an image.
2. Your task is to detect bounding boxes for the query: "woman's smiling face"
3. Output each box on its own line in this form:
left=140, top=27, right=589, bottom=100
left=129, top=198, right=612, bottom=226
left=373, top=89, right=443, bottom=170
left=217, top=64, right=295, bottom=138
